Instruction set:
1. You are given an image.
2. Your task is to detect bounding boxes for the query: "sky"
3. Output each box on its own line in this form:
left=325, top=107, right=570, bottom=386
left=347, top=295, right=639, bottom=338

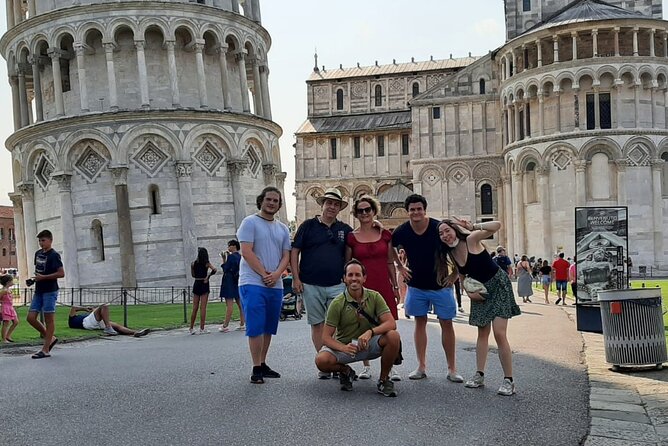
left=0, top=0, right=655, bottom=219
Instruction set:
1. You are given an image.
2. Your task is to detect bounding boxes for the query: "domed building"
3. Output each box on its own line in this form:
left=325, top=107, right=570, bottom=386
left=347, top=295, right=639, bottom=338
left=295, top=0, right=667, bottom=272
left=2, top=0, right=286, bottom=287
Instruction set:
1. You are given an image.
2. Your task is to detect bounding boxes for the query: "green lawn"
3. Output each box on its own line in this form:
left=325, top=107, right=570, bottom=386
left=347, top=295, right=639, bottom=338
left=2, top=302, right=241, bottom=345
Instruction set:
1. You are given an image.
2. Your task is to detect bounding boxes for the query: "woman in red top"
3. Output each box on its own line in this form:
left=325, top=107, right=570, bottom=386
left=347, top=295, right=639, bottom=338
left=346, top=195, right=400, bottom=381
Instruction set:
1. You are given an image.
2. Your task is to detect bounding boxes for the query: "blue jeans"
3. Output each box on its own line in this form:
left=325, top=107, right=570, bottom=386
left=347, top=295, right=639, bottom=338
left=29, top=291, right=59, bottom=314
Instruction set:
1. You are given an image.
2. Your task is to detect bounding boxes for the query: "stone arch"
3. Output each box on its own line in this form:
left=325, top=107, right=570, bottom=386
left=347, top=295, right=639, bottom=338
left=618, top=65, right=638, bottom=83
left=539, top=75, right=557, bottom=93
left=353, top=183, right=373, bottom=199
left=24, top=141, right=58, bottom=182
left=29, top=34, right=49, bottom=54
left=171, top=19, right=198, bottom=42
left=305, top=186, right=325, bottom=200
left=525, top=78, right=540, bottom=92
left=580, top=138, right=622, bottom=161
left=556, top=72, right=575, bottom=90
left=656, top=137, right=668, bottom=158
left=109, top=19, right=139, bottom=43
left=472, top=161, right=501, bottom=187
left=138, top=17, right=170, bottom=40
left=542, top=142, right=578, bottom=165
left=183, top=124, right=235, bottom=159
left=68, top=139, right=113, bottom=183
left=243, top=36, right=259, bottom=57
left=238, top=129, right=270, bottom=159
left=200, top=22, right=222, bottom=42
left=515, top=148, right=542, bottom=172
left=574, top=67, right=596, bottom=86
left=513, top=83, right=526, bottom=98
left=118, top=124, right=181, bottom=163
left=222, top=29, right=243, bottom=51
left=622, top=136, right=656, bottom=166
left=443, top=162, right=470, bottom=183
left=61, top=129, right=117, bottom=170
left=376, top=183, right=393, bottom=195
left=637, top=65, right=655, bottom=82
left=76, top=21, right=105, bottom=43
left=596, top=65, right=618, bottom=80
left=51, top=26, right=77, bottom=48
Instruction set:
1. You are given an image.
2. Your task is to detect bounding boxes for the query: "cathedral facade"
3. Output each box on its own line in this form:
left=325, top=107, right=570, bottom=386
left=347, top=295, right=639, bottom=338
left=2, top=0, right=286, bottom=287
left=295, top=0, right=668, bottom=271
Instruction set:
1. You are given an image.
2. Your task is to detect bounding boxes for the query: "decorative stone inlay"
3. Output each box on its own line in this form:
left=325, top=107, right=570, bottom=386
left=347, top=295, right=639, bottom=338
left=626, top=144, right=650, bottom=167
left=427, top=74, right=445, bottom=88
left=227, top=159, right=249, bottom=177
left=53, top=174, right=72, bottom=192
left=75, top=145, right=108, bottom=183
left=314, top=86, right=327, bottom=100
left=132, top=141, right=169, bottom=177
left=352, top=82, right=366, bottom=98
left=193, top=142, right=224, bottom=175
left=34, top=155, right=54, bottom=190
left=390, top=79, right=404, bottom=92
left=473, top=162, right=499, bottom=181
left=245, top=146, right=262, bottom=177
left=175, top=162, right=193, bottom=178
left=451, top=169, right=468, bottom=185
left=365, top=136, right=373, bottom=143
left=551, top=151, right=572, bottom=171
left=304, top=138, right=314, bottom=148
left=423, top=169, right=441, bottom=186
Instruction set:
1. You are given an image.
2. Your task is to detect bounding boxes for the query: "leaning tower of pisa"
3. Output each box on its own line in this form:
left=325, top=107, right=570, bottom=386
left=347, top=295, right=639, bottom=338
left=1, top=0, right=285, bottom=288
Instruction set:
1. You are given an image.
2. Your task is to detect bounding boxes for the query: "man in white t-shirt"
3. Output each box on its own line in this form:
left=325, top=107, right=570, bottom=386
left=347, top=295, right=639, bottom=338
left=237, top=186, right=291, bottom=384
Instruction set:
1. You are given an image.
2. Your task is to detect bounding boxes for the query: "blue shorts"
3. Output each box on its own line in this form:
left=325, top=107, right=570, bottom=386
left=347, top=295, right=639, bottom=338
left=541, top=276, right=552, bottom=286
left=405, top=286, right=456, bottom=320
left=239, top=285, right=283, bottom=337
left=556, top=280, right=568, bottom=292
left=29, top=291, right=59, bottom=314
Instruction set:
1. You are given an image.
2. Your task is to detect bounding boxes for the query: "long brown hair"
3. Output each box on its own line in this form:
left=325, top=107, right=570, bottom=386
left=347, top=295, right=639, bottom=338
left=435, top=219, right=468, bottom=285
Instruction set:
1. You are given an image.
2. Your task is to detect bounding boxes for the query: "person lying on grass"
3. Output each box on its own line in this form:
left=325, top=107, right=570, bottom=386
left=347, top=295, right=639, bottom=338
left=67, top=304, right=149, bottom=337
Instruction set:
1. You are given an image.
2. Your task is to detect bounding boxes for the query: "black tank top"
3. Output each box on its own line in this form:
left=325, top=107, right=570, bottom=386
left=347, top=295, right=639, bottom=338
left=193, top=261, right=208, bottom=279
left=457, top=246, right=499, bottom=284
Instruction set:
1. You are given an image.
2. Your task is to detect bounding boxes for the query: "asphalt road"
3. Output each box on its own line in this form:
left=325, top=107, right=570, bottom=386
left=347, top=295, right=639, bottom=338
left=1, top=300, right=589, bottom=446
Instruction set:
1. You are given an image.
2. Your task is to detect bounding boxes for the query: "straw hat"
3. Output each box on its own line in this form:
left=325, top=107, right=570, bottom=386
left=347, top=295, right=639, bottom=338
left=315, top=187, right=348, bottom=210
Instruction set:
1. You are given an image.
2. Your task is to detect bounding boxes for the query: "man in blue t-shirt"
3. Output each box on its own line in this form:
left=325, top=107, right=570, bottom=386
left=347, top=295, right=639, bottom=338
left=392, top=195, right=462, bottom=383
left=291, top=187, right=353, bottom=379
left=237, top=186, right=291, bottom=384
left=494, top=246, right=513, bottom=276
left=27, top=230, right=65, bottom=359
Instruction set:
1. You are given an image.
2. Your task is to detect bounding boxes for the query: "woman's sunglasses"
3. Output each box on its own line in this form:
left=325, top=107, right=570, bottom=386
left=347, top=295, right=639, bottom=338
left=356, top=207, right=373, bottom=215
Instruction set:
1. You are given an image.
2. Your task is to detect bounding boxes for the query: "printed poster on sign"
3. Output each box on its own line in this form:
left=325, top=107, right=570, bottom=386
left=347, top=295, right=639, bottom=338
left=574, top=207, right=628, bottom=302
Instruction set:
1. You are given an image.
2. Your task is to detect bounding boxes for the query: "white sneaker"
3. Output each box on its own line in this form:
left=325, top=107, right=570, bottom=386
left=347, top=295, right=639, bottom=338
left=408, top=369, right=427, bottom=380
left=236, top=324, right=245, bottom=331
left=198, top=328, right=209, bottom=335
left=447, top=372, right=464, bottom=383
left=103, top=327, right=118, bottom=336
left=464, top=372, right=485, bottom=388
left=498, top=378, right=516, bottom=396
left=189, top=328, right=197, bottom=335
left=218, top=325, right=230, bottom=333
left=389, top=368, right=401, bottom=382
left=358, top=366, right=372, bottom=380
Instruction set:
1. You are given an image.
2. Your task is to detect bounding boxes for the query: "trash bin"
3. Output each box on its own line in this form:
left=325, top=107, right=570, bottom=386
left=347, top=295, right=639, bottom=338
left=598, top=288, right=667, bottom=370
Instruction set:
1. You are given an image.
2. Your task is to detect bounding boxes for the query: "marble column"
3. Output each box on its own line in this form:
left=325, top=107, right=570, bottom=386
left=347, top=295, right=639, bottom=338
left=594, top=87, right=601, bottom=129
left=6, top=0, right=15, bottom=28
left=228, top=158, right=249, bottom=228
left=9, top=75, right=20, bottom=130
left=134, top=40, right=150, bottom=109
left=574, top=160, right=587, bottom=206
left=651, top=160, right=664, bottom=267
left=175, top=162, right=197, bottom=282
left=165, top=41, right=180, bottom=107
left=110, top=167, right=136, bottom=287
left=236, top=51, right=251, bottom=112
left=103, top=43, right=118, bottom=110
left=193, top=41, right=208, bottom=108
left=262, top=163, right=277, bottom=186
left=48, top=49, right=65, bottom=116
left=615, top=160, right=627, bottom=205
left=217, top=44, right=231, bottom=110
left=592, top=29, right=598, bottom=57
left=513, top=101, right=520, bottom=140
left=555, top=90, right=562, bottom=132
left=573, top=86, right=581, bottom=130
left=250, top=58, right=263, bottom=116
left=29, top=56, right=43, bottom=121
left=537, top=166, right=552, bottom=258
left=53, top=174, right=80, bottom=288
left=27, top=0, right=35, bottom=17
left=13, top=0, right=21, bottom=25
left=634, top=83, right=640, bottom=127
left=276, top=172, right=287, bottom=222
left=633, top=27, right=639, bottom=56
left=524, top=99, right=530, bottom=138
left=536, top=40, right=542, bottom=68
left=615, top=81, right=623, bottom=128
left=553, top=36, right=559, bottom=63
left=664, top=32, right=668, bottom=58
left=614, top=28, right=620, bottom=56
left=250, top=0, right=261, bottom=23
left=18, top=183, right=38, bottom=265
left=511, top=170, right=524, bottom=256
left=74, top=43, right=89, bottom=112
left=571, top=32, right=578, bottom=60
left=8, top=193, right=28, bottom=287
left=538, top=90, right=544, bottom=136
left=259, top=63, right=272, bottom=119
left=651, top=86, right=657, bottom=128
left=17, top=64, right=29, bottom=126
left=511, top=50, right=516, bottom=75
left=502, top=174, right=514, bottom=255
left=650, top=29, right=656, bottom=57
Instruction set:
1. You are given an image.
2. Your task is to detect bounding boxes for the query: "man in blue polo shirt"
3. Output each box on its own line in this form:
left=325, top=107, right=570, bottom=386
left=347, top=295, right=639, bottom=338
left=291, top=187, right=353, bottom=379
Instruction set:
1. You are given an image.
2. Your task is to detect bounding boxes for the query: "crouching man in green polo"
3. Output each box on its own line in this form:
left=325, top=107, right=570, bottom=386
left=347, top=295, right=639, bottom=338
left=315, top=259, right=401, bottom=397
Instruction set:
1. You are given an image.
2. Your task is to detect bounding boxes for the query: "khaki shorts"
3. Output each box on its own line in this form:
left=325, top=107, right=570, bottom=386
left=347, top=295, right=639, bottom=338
left=302, top=283, right=345, bottom=325
left=320, top=335, right=383, bottom=365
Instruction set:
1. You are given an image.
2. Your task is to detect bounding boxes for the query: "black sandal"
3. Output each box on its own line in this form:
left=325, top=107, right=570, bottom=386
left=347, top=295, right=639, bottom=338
left=31, top=351, right=51, bottom=359
left=48, top=337, right=58, bottom=352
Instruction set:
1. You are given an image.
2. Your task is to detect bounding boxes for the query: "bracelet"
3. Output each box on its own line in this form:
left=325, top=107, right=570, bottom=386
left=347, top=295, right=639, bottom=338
left=370, top=328, right=374, bottom=336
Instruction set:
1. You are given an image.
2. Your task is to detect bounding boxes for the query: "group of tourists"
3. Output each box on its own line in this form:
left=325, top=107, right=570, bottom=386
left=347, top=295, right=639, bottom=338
left=235, top=185, right=521, bottom=397
left=509, top=251, right=577, bottom=305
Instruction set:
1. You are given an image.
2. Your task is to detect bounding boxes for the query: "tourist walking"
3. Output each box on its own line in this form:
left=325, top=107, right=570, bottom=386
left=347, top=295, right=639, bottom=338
left=1, top=275, right=18, bottom=342
left=27, top=230, right=65, bottom=359
left=494, top=247, right=513, bottom=277
left=392, top=194, right=462, bottom=382
left=396, top=246, right=409, bottom=317
left=345, top=195, right=401, bottom=381
left=540, top=260, right=552, bottom=304
left=291, top=187, right=353, bottom=379
left=516, top=255, right=533, bottom=303
left=436, top=217, right=521, bottom=396
left=237, top=186, right=291, bottom=384
left=189, top=247, right=217, bottom=334
left=219, top=240, right=245, bottom=333
left=552, top=253, right=570, bottom=305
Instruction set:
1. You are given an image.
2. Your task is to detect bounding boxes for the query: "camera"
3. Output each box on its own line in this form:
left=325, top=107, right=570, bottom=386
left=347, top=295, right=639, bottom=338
left=26, top=278, right=35, bottom=287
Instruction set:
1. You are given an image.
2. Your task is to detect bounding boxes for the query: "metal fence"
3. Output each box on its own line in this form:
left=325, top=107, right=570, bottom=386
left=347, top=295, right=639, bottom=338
left=12, top=287, right=192, bottom=327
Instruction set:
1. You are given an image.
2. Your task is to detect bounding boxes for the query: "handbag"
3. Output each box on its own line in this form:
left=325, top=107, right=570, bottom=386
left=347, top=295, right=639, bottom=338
left=347, top=300, right=403, bottom=365
left=462, top=276, right=489, bottom=297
